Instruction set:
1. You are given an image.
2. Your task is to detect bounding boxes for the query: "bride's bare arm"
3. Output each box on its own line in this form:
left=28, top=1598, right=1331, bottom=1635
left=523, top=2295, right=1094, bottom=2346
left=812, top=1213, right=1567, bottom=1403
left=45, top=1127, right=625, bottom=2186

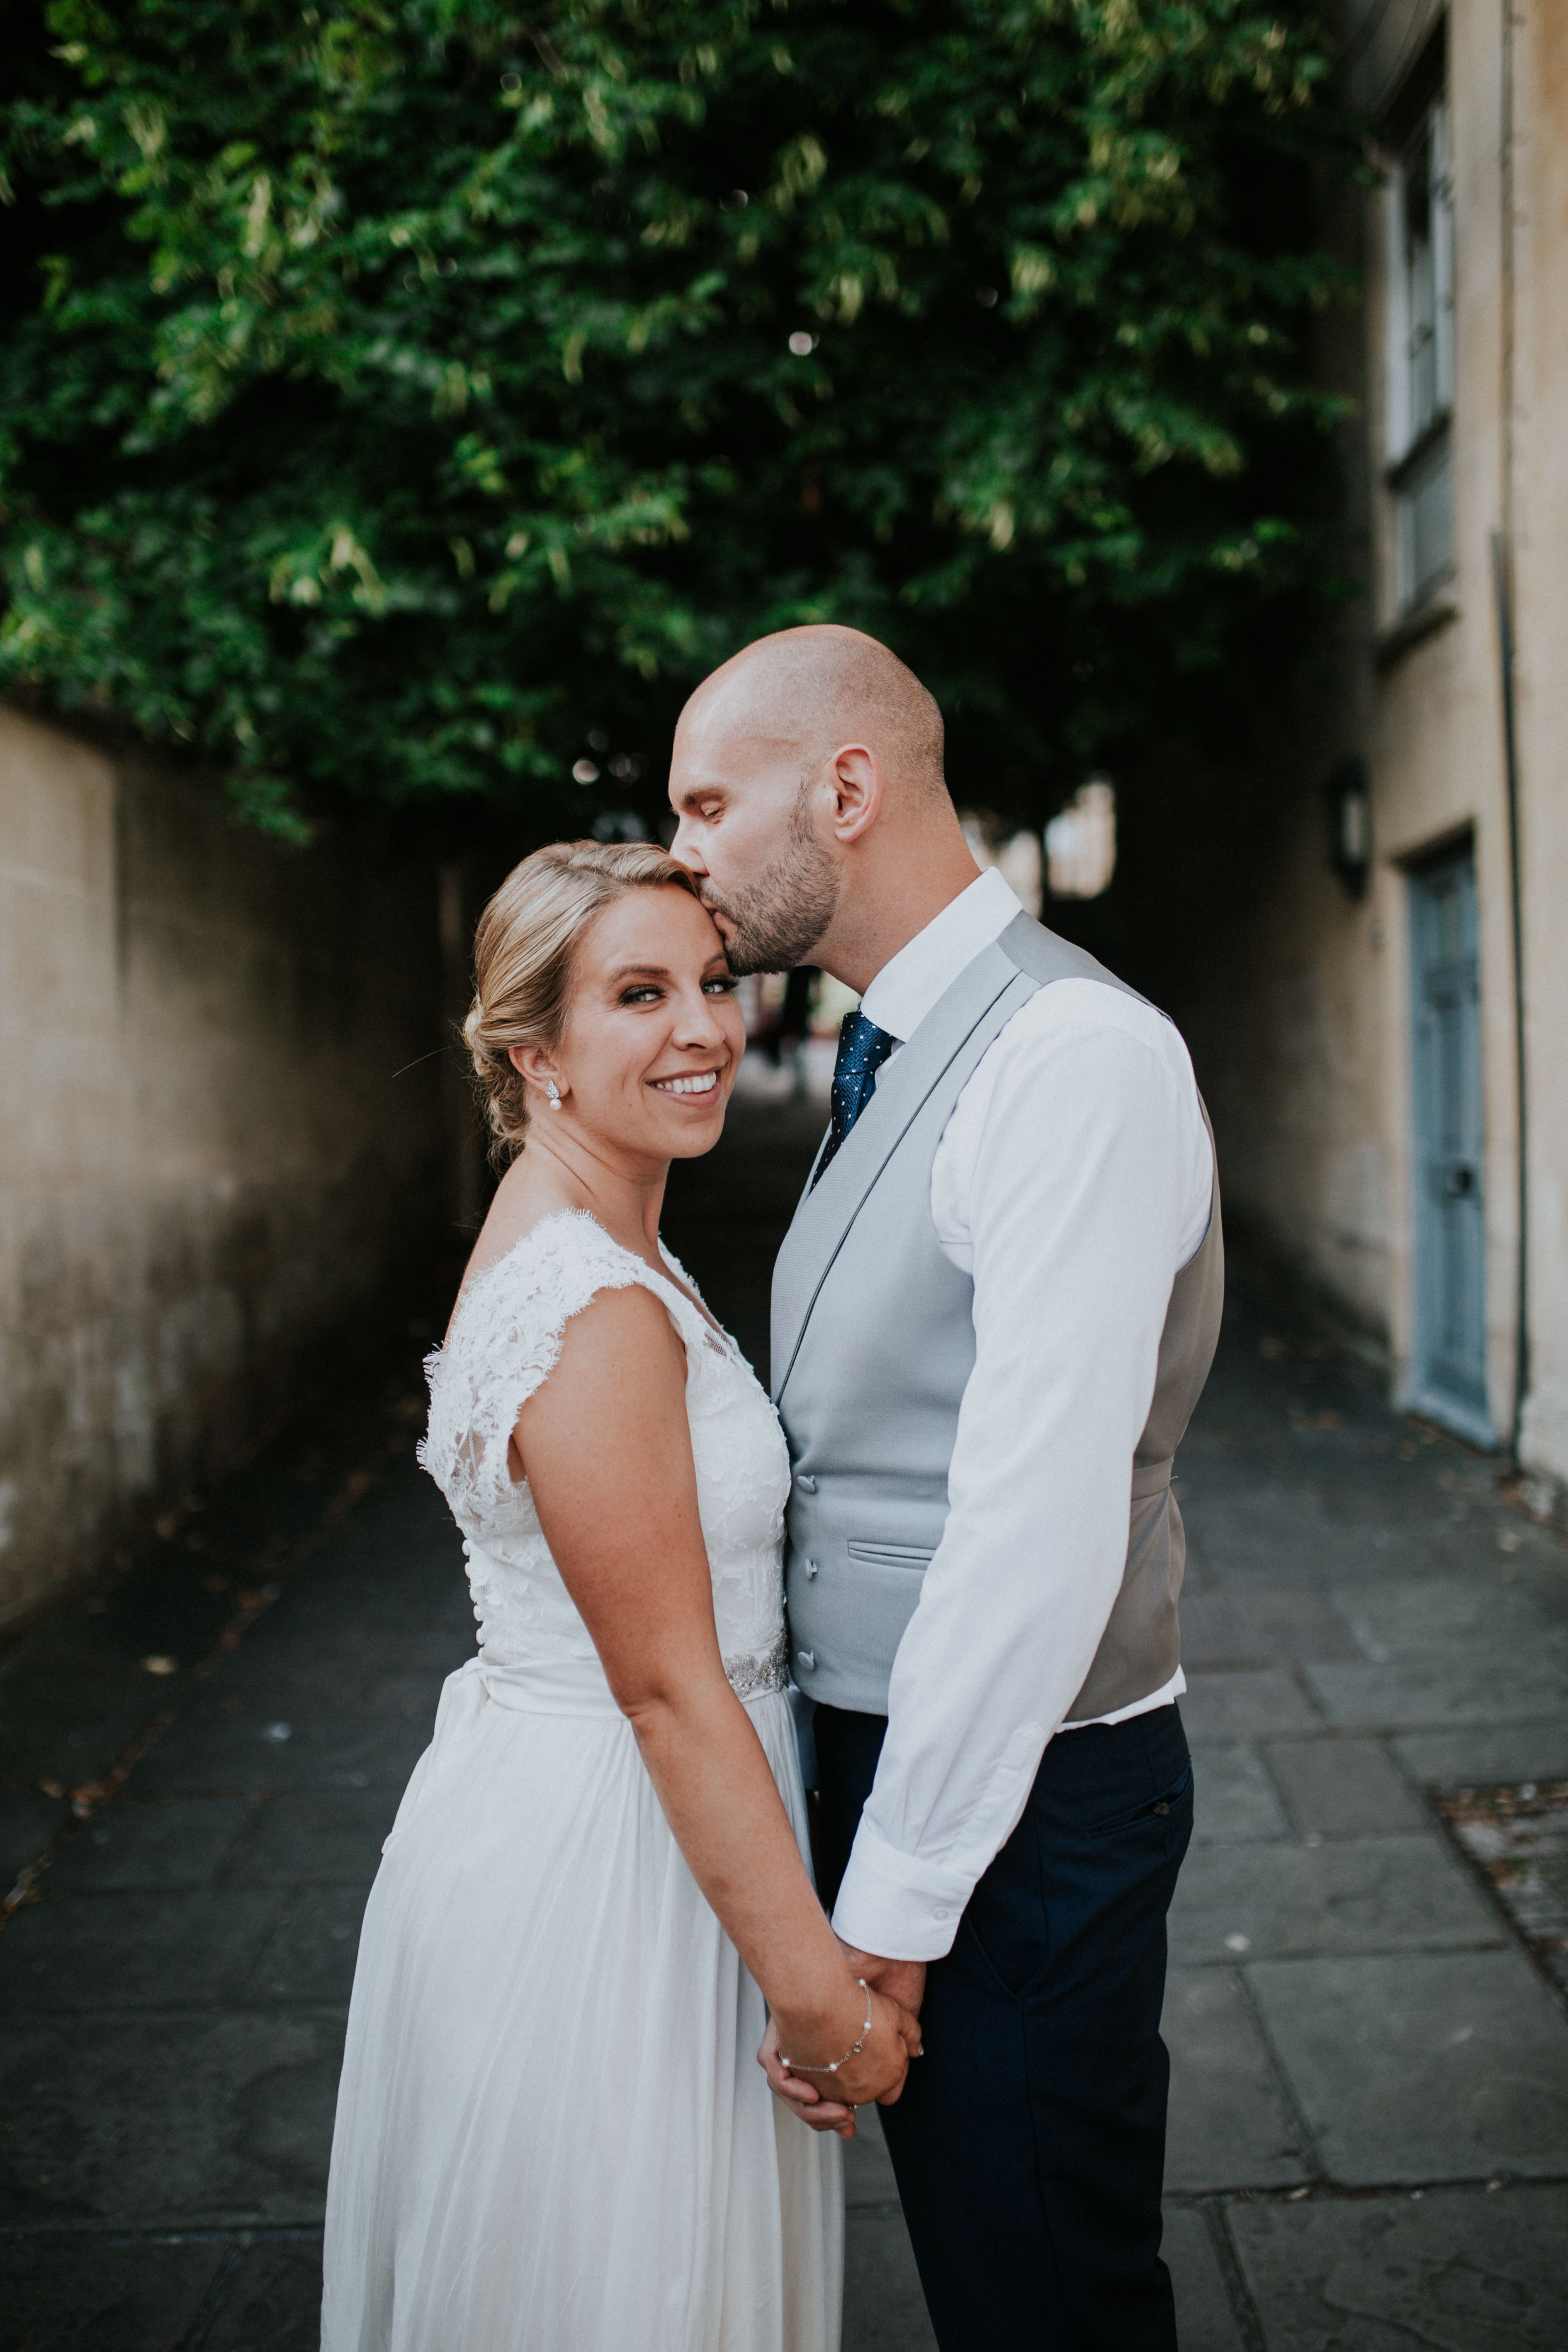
left=514, top=1284, right=919, bottom=2111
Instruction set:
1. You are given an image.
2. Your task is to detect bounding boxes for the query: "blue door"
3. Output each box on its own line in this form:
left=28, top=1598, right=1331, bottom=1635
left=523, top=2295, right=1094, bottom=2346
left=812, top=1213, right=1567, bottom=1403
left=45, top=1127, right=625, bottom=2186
left=1408, top=846, right=1490, bottom=1441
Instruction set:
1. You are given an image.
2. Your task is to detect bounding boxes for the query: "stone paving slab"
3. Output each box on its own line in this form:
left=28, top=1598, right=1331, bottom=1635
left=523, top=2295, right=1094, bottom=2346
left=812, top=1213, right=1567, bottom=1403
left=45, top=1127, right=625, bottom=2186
left=1328, top=1574, right=1568, bottom=1661
left=239, top=1883, right=366, bottom=2004
left=269, top=1574, right=472, bottom=1654
left=1263, top=1738, right=1428, bottom=1838
left=1168, top=1487, right=1347, bottom=1588
left=842, top=2213, right=939, bottom=2350
left=1169, top=1836, right=1502, bottom=1965
left=204, top=2239, right=326, bottom=2350
left=3, top=2241, right=227, bottom=2352
left=208, top=1634, right=465, bottom=1720
left=0, top=2012, right=342, bottom=2228
left=0, top=1418, right=406, bottom=1822
left=1180, top=1592, right=1362, bottom=1668
left=221, top=1785, right=399, bottom=1886
left=1393, top=1719, right=1568, bottom=1788
left=1180, top=1671, right=1324, bottom=1741
left=1245, top=1948, right=1568, bottom=2183
left=0, top=1787, right=72, bottom=1885
left=1190, top=1743, right=1292, bottom=1845
left=1194, top=1516, right=1467, bottom=1591
left=46, top=1797, right=258, bottom=1893
left=1163, top=1968, right=1310, bottom=2190
left=1303, top=1655, right=1568, bottom=1731
left=841, top=2104, right=900, bottom=2209
left=1160, top=2208, right=1246, bottom=2351
left=134, top=1701, right=433, bottom=1796
left=1227, top=2184, right=1568, bottom=2351
left=0, top=1886, right=285, bottom=2013
left=0, top=1662, right=169, bottom=1797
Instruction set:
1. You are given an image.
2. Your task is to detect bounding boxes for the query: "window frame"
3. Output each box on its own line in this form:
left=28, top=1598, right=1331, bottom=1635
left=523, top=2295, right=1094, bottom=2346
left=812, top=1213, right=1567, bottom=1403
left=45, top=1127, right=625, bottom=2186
left=1379, top=45, right=1456, bottom=625
left=1383, top=97, right=1455, bottom=471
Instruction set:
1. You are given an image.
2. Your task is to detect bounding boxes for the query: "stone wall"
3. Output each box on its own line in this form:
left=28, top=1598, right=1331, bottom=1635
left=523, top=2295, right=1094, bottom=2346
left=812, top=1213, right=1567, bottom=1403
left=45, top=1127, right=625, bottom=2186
left=0, top=706, right=449, bottom=1628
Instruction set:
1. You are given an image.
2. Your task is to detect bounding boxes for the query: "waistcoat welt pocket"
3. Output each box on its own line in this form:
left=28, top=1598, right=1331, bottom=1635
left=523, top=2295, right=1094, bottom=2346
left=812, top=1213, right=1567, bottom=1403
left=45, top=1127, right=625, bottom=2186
left=846, top=1543, right=934, bottom=1573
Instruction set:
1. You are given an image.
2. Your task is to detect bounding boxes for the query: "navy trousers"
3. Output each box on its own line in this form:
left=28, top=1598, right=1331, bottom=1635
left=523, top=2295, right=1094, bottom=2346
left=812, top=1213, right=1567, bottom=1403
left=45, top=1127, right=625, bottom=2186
left=814, top=1703, right=1193, bottom=2352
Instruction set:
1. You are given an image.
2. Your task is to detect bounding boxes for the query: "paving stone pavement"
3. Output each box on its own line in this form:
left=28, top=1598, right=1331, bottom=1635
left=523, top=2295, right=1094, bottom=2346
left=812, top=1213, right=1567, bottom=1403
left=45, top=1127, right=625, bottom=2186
left=2, top=1089, right=1567, bottom=2347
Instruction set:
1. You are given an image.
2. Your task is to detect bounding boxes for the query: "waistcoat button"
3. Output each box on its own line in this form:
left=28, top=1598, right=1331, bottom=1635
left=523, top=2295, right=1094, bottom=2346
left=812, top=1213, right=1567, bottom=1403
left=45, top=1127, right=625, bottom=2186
left=797, top=1473, right=817, bottom=1493
left=805, top=1559, right=819, bottom=1579
left=796, top=1648, right=815, bottom=1671
left=1154, top=1801, right=1171, bottom=1817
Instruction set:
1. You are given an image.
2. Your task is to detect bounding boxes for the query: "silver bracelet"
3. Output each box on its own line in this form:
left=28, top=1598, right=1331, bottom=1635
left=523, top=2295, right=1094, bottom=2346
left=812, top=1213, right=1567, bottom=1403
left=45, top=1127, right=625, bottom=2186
left=780, top=1980, right=873, bottom=2075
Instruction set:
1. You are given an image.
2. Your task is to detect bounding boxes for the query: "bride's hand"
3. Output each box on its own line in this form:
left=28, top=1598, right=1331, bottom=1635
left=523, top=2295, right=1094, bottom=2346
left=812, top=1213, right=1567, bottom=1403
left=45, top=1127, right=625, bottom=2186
left=758, top=1987, right=922, bottom=2136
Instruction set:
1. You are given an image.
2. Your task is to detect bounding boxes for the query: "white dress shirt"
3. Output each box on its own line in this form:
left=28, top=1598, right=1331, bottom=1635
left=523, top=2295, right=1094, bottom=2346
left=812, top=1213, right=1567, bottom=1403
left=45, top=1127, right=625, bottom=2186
left=829, top=868, right=1213, bottom=1963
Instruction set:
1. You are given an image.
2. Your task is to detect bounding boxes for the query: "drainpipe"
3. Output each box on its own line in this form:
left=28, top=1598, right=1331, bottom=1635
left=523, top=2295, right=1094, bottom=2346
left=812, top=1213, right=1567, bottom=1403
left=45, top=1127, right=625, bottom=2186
left=1491, top=538, right=1529, bottom=1463
left=1495, top=0, right=1532, bottom=1458
left=1493, top=0, right=1528, bottom=1460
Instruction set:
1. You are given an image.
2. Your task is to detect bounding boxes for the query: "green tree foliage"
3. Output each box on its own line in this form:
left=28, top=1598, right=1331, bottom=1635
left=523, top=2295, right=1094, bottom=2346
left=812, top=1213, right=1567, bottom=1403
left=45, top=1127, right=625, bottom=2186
left=1, top=1, right=1349, bottom=839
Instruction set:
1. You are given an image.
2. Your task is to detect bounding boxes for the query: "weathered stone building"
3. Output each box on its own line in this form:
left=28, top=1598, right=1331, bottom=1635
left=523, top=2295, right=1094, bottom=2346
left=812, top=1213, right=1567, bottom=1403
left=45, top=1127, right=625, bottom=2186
left=0, top=708, right=452, bottom=1629
left=1179, top=0, right=1566, bottom=1501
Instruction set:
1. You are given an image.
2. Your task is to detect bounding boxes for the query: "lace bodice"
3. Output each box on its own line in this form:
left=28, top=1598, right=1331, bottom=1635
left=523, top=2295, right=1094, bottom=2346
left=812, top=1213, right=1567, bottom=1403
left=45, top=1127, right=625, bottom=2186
left=419, top=1211, right=790, bottom=1695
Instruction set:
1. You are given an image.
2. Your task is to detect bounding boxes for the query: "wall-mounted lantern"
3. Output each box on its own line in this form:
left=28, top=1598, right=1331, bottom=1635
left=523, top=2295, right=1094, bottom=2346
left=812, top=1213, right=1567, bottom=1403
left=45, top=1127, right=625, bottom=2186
left=1329, top=757, right=1372, bottom=900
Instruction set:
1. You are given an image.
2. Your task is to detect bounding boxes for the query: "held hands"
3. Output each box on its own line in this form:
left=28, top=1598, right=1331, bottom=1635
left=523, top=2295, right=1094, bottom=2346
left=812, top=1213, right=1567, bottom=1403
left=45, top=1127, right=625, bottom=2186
left=758, top=1977, right=923, bottom=2140
left=836, top=1939, right=926, bottom=2023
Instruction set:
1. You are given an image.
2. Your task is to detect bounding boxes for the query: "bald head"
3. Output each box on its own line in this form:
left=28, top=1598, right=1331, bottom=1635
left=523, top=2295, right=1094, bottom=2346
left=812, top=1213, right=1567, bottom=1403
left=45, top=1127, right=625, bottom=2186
left=678, top=625, right=948, bottom=811
left=668, top=624, right=977, bottom=986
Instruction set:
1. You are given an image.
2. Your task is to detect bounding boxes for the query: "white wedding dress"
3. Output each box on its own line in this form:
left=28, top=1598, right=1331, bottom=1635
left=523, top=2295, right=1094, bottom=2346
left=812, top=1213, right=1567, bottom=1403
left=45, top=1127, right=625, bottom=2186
left=320, top=1210, right=841, bottom=2352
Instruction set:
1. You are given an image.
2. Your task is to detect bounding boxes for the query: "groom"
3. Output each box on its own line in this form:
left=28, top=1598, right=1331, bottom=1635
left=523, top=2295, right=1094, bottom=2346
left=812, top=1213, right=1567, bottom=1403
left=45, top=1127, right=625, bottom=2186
left=669, top=626, right=1221, bottom=2351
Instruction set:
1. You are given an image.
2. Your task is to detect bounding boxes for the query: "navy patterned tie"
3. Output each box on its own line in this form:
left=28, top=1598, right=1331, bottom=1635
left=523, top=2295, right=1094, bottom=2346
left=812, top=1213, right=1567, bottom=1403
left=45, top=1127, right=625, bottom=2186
left=812, top=1009, right=898, bottom=1187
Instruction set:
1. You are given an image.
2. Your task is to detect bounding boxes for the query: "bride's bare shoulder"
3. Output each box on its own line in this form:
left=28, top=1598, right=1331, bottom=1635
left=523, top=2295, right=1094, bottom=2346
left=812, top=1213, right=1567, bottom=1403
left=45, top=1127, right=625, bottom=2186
left=457, top=1161, right=577, bottom=1285
left=443, top=1164, right=613, bottom=1343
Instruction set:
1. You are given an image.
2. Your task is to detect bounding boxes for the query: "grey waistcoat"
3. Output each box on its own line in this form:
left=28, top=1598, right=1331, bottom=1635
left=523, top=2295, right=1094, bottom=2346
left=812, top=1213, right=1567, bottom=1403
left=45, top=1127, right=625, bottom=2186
left=771, top=910, right=1224, bottom=1721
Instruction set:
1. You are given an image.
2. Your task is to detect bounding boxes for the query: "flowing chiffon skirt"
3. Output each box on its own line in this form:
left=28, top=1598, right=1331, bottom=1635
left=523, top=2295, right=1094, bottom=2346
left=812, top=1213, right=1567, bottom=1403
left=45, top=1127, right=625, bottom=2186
left=321, top=1655, right=842, bottom=2352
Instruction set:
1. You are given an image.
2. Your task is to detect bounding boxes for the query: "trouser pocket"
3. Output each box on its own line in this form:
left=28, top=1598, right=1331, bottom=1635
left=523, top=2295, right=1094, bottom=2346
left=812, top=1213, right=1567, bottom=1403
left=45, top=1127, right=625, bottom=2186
left=958, top=1713, right=1192, bottom=2002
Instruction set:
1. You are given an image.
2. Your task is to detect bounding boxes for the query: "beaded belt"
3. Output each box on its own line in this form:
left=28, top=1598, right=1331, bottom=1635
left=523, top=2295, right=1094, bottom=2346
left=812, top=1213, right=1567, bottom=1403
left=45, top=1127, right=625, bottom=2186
left=471, top=1633, right=789, bottom=1715
left=724, top=1628, right=790, bottom=1700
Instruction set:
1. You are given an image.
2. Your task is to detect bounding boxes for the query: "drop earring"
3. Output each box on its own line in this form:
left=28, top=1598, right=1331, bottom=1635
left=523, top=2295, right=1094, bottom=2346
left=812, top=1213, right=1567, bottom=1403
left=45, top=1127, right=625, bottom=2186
left=546, top=1080, right=562, bottom=1112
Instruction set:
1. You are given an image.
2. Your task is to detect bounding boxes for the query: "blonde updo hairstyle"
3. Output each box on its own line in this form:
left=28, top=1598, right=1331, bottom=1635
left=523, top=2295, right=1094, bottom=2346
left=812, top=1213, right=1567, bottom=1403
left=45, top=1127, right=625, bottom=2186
left=464, top=839, right=705, bottom=1162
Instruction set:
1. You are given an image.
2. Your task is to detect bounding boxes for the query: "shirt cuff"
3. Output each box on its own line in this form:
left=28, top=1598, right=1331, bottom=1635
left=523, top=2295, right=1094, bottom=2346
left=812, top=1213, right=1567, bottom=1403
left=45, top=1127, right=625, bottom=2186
left=829, top=1824, right=975, bottom=1963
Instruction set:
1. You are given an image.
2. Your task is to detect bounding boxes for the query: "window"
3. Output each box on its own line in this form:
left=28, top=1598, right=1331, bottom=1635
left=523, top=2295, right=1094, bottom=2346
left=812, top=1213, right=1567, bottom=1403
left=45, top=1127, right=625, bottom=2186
left=1044, top=780, right=1116, bottom=901
left=1384, top=95, right=1455, bottom=616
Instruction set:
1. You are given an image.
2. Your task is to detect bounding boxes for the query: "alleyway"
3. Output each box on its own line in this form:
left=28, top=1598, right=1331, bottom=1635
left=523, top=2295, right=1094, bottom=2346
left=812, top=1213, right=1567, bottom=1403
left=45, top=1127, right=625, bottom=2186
left=2, top=1090, right=1567, bottom=2349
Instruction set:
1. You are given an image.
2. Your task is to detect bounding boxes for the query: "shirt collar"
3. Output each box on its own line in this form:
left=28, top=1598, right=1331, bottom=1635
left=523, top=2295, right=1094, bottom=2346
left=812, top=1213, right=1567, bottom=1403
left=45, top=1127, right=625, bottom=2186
left=858, top=866, right=1024, bottom=1044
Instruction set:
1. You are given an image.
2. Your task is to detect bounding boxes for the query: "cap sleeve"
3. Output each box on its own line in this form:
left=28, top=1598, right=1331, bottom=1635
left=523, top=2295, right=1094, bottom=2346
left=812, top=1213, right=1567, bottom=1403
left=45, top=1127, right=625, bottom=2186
left=418, top=1211, right=676, bottom=1518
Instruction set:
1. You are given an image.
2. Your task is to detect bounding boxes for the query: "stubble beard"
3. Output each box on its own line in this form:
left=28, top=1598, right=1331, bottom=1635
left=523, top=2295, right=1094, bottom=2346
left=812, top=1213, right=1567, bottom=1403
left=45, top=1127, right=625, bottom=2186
left=700, top=797, right=840, bottom=977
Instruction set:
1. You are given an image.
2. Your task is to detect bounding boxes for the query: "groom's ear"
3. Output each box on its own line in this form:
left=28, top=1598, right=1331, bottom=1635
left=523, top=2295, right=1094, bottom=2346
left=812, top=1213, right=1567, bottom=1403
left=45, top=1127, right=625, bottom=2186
left=827, top=745, right=881, bottom=844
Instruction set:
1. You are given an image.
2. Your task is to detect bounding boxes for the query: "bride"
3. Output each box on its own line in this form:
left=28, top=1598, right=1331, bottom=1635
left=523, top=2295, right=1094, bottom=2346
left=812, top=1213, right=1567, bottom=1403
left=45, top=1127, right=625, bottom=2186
left=321, top=840, right=919, bottom=2352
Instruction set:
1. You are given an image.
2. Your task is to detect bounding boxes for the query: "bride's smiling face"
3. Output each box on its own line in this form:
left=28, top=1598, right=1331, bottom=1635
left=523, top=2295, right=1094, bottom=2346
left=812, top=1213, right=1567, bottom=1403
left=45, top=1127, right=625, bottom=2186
left=544, top=885, right=744, bottom=1159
